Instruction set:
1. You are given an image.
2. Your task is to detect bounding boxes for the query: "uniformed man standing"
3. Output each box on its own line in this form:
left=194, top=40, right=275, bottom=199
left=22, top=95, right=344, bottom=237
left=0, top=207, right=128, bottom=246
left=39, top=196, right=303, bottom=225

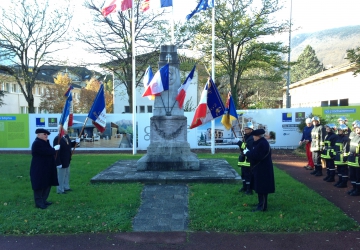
left=321, top=124, right=338, bottom=182
left=347, top=121, right=360, bottom=196
left=310, top=116, right=326, bottom=176
left=333, top=124, right=350, bottom=188
left=237, top=122, right=254, bottom=195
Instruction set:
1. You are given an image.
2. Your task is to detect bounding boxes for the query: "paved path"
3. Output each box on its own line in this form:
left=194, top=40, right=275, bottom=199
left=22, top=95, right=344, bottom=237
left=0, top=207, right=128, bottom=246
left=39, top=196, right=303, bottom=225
left=132, top=184, right=189, bottom=232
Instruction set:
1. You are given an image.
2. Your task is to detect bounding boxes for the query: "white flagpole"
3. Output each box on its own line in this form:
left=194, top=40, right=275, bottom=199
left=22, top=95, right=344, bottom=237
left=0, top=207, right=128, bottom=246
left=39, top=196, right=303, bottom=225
left=171, top=5, right=174, bottom=44
left=211, top=5, right=215, bottom=154
left=132, top=0, right=137, bottom=154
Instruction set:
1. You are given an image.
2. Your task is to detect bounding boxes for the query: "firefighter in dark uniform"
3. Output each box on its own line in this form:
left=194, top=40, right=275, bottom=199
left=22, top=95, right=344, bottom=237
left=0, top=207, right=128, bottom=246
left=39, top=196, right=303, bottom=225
left=310, top=116, right=326, bottom=176
left=237, top=122, right=254, bottom=195
left=334, top=124, right=350, bottom=188
left=321, top=124, right=338, bottom=182
left=347, top=121, right=360, bottom=196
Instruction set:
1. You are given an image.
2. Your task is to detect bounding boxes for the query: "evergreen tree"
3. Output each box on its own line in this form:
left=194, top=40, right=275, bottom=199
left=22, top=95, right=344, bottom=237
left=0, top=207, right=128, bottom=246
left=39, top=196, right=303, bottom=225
left=291, top=45, right=323, bottom=83
left=346, top=46, right=360, bottom=76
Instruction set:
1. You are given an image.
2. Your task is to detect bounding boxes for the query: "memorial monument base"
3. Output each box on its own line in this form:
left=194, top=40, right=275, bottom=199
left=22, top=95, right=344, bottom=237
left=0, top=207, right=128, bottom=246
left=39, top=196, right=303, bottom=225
left=136, top=142, right=200, bottom=171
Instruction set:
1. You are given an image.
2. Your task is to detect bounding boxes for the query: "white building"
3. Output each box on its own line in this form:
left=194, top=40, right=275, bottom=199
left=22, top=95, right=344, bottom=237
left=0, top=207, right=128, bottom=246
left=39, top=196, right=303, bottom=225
left=283, top=63, right=360, bottom=108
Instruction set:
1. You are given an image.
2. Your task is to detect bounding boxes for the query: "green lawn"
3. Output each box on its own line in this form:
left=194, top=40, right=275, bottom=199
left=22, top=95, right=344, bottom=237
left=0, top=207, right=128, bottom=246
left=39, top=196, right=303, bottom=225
left=0, top=153, right=358, bottom=235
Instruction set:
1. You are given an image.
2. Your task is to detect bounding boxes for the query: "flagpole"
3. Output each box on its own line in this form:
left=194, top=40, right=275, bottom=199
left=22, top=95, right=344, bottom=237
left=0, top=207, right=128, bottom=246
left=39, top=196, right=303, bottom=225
left=131, top=0, right=137, bottom=154
left=171, top=5, right=174, bottom=44
left=210, top=5, right=215, bottom=154
left=71, top=117, right=89, bottom=156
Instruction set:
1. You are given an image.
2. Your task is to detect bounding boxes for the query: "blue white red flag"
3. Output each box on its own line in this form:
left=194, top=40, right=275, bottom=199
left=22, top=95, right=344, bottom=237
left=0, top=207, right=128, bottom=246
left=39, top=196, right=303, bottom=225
left=176, top=64, right=196, bottom=109
left=186, top=0, right=214, bottom=20
left=142, top=64, right=169, bottom=97
left=64, top=86, right=74, bottom=127
left=221, top=92, right=238, bottom=130
left=190, top=78, right=225, bottom=129
left=102, top=0, right=132, bottom=17
left=140, top=0, right=173, bottom=12
left=88, top=84, right=106, bottom=133
left=143, top=66, right=155, bottom=100
left=59, top=91, right=73, bottom=136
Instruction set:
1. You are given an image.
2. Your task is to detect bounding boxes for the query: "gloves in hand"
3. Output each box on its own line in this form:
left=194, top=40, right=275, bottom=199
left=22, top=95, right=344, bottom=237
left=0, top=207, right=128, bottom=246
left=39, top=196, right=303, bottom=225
left=56, top=165, right=62, bottom=169
left=54, top=145, right=60, bottom=150
left=243, top=148, right=249, bottom=154
left=75, top=138, right=80, bottom=143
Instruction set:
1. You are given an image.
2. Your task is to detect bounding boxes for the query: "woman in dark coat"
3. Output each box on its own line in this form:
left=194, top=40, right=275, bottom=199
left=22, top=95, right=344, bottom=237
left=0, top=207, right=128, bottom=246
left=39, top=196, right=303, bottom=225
left=244, top=129, right=275, bottom=212
left=30, top=128, right=60, bottom=209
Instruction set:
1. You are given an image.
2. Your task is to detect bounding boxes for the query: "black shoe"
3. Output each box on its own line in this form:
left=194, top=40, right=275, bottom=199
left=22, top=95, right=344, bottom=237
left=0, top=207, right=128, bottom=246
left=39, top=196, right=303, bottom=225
left=45, top=201, right=53, bottom=206
left=323, top=176, right=330, bottom=181
left=350, top=191, right=360, bottom=196
left=57, top=192, right=66, bottom=194
left=333, top=181, right=341, bottom=187
left=238, top=187, right=246, bottom=193
left=64, top=189, right=72, bottom=192
left=347, top=189, right=356, bottom=195
left=36, top=205, right=47, bottom=209
left=252, top=206, right=266, bottom=212
left=315, top=172, right=323, bottom=177
left=336, top=183, right=347, bottom=188
left=310, top=170, right=317, bottom=175
left=326, top=177, right=335, bottom=182
left=245, top=189, right=253, bottom=195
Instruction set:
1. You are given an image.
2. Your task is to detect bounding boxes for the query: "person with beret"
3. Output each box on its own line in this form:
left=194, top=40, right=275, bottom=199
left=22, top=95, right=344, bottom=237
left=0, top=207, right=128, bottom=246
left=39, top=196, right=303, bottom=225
left=243, top=129, right=275, bottom=212
left=53, top=128, right=80, bottom=194
left=30, top=128, right=60, bottom=209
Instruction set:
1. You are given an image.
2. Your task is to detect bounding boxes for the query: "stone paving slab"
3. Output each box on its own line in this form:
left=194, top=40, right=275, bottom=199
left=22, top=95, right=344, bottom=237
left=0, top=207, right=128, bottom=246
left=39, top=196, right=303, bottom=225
left=91, top=159, right=241, bottom=184
left=132, top=184, right=189, bottom=232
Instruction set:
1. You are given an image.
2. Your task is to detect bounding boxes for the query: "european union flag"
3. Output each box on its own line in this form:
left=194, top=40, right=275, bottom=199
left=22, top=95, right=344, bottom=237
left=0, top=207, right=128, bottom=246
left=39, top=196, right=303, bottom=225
left=186, top=0, right=214, bottom=20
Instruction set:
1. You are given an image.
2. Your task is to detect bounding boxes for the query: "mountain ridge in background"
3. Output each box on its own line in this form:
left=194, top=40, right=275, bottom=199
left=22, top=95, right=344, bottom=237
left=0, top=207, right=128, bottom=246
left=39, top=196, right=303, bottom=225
left=290, top=25, right=360, bottom=68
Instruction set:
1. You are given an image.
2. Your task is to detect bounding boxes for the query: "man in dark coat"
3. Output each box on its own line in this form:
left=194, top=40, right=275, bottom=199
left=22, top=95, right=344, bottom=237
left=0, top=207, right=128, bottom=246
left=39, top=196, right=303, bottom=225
left=244, top=129, right=275, bottom=212
left=30, top=128, right=60, bottom=209
left=53, top=128, right=79, bottom=194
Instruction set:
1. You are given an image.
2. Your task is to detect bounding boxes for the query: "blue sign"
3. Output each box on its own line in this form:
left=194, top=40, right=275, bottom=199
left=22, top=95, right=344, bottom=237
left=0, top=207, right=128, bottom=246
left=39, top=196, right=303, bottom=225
left=36, top=118, right=46, bottom=127
left=324, top=109, right=356, bottom=114
left=0, top=116, right=16, bottom=120
left=282, top=113, right=292, bottom=122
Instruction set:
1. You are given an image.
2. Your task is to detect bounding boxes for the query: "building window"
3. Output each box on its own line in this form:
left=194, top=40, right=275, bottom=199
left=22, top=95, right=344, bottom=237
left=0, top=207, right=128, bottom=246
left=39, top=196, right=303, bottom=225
left=339, top=99, right=348, bottom=106
left=139, top=106, right=145, bottom=113
left=147, top=105, right=152, bottom=113
left=11, top=84, right=17, bottom=93
left=20, top=106, right=28, bottom=114
left=5, top=83, right=10, bottom=92
left=321, top=101, right=328, bottom=107
left=329, top=100, right=338, bottom=106
left=124, top=106, right=130, bottom=113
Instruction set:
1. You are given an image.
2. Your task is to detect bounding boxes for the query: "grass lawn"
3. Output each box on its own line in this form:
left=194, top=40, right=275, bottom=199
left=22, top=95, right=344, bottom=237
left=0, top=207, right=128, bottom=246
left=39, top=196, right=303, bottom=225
left=0, top=153, right=359, bottom=235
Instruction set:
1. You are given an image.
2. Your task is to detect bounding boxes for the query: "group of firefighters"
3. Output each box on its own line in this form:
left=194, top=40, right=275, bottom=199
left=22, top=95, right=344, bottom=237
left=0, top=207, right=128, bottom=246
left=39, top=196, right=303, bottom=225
left=300, top=116, right=360, bottom=196
left=236, top=116, right=360, bottom=197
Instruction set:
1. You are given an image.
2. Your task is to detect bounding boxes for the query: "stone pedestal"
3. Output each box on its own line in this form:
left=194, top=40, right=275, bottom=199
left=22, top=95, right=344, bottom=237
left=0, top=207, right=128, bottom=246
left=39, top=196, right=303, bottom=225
left=137, top=116, right=200, bottom=171
left=136, top=44, right=199, bottom=171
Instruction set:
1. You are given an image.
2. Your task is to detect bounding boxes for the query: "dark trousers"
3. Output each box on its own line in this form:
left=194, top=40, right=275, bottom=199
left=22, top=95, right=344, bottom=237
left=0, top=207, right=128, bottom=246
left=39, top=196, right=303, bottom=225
left=326, top=159, right=335, bottom=176
left=241, top=167, right=251, bottom=184
left=33, top=186, right=51, bottom=207
left=257, top=193, right=268, bottom=211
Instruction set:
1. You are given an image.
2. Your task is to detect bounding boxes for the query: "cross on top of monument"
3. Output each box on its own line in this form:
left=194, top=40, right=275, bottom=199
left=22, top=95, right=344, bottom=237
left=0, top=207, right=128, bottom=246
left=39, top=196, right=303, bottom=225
left=166, top=54, right=172, bottom=62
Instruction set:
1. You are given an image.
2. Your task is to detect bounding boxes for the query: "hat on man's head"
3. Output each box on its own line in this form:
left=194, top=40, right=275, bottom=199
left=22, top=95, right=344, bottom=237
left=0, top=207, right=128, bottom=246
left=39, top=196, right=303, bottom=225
left=35, top=128, right=50, bottom=135
left=250, top=129, right=265, bottom=136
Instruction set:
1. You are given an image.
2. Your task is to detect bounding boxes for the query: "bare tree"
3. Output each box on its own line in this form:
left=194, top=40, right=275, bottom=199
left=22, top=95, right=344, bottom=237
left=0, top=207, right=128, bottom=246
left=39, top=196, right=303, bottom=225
left=77, top=0, right=192, bottom=112
left=0, top=0, right=73, bottom=113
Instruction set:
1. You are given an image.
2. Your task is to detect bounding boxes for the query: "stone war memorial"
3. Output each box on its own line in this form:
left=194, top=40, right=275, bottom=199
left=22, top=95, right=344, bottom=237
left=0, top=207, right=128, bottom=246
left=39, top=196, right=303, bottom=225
left=91, top=45, right=240, bottom=184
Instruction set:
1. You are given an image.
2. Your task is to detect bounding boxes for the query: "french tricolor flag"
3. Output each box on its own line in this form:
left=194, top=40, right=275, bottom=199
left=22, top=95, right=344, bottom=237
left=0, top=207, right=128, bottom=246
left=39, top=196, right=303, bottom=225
left=176, top=65, right=196, bottom=109
left=142, top=64, right=169, bottom=97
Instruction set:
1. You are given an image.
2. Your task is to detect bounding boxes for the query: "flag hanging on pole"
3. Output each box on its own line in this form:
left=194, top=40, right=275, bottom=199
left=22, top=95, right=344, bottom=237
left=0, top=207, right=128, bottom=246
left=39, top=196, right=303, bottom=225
left=140, top=0, right=173, bottom=12
left=143, top=66, right=156, bottom=100
left=64, top=86, right=74, bottom=127
left=221, top=92, right=238, bottom=130
left=59, top=91, right=73, bottom=137
left=88, top=84, right=106, bottom=133
left=176, top=64, right=196, bottom=109
left=142, top=64, right=169, bottom=97
left=190, top=78, right=225, bottom=129
left=102, top=0, right=132, bottom=17
left=186, top=0, right=214, bottom=20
